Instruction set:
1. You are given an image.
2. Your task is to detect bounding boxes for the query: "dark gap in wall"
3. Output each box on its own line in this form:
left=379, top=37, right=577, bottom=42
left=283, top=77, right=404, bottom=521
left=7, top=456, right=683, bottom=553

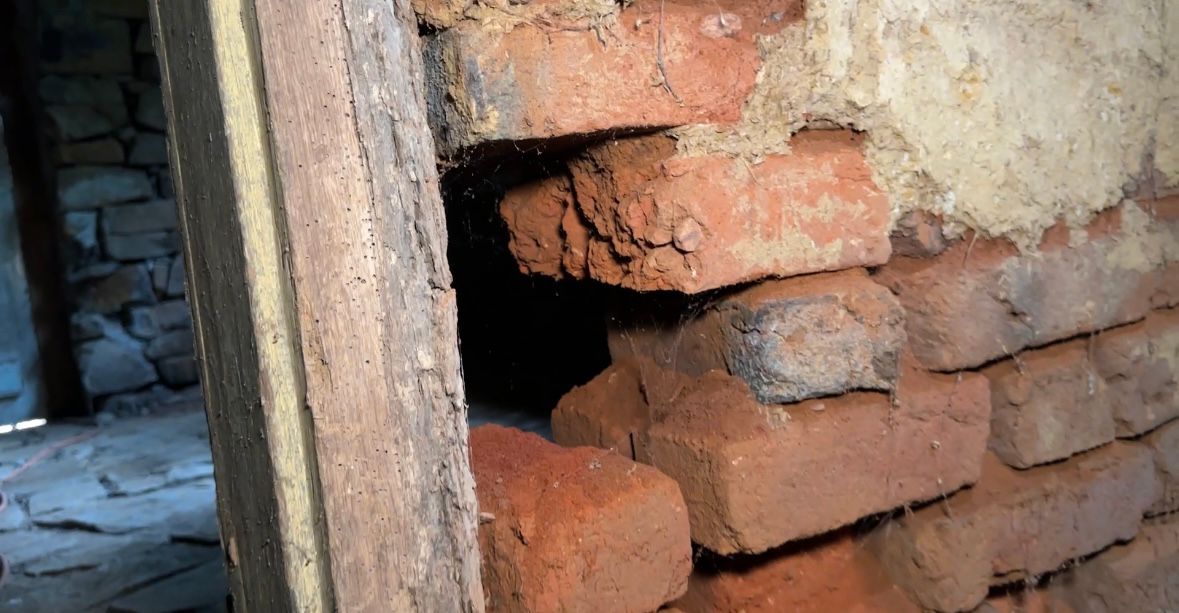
left=443, top=158, right=612, bottom=437
left=0, top=0, right=85, bottom=417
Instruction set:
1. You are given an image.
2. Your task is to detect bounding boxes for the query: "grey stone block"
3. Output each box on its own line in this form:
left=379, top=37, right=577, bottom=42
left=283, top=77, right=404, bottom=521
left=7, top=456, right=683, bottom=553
left=100, top=384, right=182, bottom=416
left=77, top=264, right=155, bottom=314
left=166, top=256, right=185, bottom=296
left=58, top=166, right=152, bottom=210
left=63, top=211, right=98, bottom=254
left=46, top=105, right=115, bottom=141
left=135, top=86, right=167, bottom=130
left=69, top=312, right=111, bottom=341
left=42, top=19, right=132, bottom=75
left=103, top=200, right=177, bottom=234
left=158, top=355, right=199, bottom=387
left=126, top=308, right=160, bottom=339
left=157, top=171, right=174, bottom=198
left=150, top=257, right=171, bottom=294
left=145, top=328, right=194, bottom=360
left=39, top=75, right=123, bottom=105
left=153, top=300, right=192, bottom=331
left=127, top=300, right=191, bottom=339
left=128, top=133, right=167, bottom=166
left=76, top=334, right=158, bottom=396
left=59, top=139, right=124, bottom=165
left=39, top=76, right=128, bottom=125
left=68, top=261, right=121, bottom=284
left=103, top=230, right=179, bottom=261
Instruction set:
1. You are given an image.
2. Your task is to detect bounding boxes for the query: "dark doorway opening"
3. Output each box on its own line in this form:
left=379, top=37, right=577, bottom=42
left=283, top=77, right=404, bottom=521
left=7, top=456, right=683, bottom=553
left=444, top=160, right=612, bottom=438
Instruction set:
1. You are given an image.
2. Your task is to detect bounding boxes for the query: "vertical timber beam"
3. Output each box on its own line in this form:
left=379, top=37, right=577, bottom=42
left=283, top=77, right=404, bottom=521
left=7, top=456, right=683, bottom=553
left=149, top=1, right=483, bottom=611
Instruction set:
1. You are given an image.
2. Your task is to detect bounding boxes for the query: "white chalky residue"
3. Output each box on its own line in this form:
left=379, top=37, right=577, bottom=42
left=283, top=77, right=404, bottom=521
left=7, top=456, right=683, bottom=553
left=675, top=0, right=1176, bottom=249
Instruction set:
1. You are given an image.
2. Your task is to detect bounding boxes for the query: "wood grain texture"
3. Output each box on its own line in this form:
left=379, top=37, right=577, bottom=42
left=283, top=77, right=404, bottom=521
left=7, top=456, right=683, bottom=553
left=150, top=0, right=483, bottom=609
left=149, top=1, right=331, bottom=610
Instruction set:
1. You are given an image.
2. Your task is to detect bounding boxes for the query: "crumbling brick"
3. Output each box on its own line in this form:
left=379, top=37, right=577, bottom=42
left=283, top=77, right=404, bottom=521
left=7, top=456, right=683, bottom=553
left=983, top=339, right=1116, bottom=468
left=644, top=365, right=990, bottom=554
left=869, top=444, right=1157, bottom=613
left=1141, top=418, right=1179, bottom=516
left=890, top=211, right=948, bottom=258
left=503, top=131, right=892, bottom=293
left=1092, top=309, right=1179, bottom=437
left=470, top=425, right=692, bottom=612
left=551, top=358, right=691, bottom=462
left=425, top=1, right=797, bottom=152
left=875, top=205, right=1161, bottom=371
left=499, top=177, right=580, bottom=279
left=607, top=269, right=906, bottom=404
left=1067, top=515, right=1179, bottom=613
left=671, top=530, right=919, bottom=613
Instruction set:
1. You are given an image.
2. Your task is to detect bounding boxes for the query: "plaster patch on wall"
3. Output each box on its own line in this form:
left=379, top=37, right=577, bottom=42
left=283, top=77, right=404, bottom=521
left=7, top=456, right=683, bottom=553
left=674, top=0, right=1169, bottom=248
left=1155, top=0, right=1179, bottom=193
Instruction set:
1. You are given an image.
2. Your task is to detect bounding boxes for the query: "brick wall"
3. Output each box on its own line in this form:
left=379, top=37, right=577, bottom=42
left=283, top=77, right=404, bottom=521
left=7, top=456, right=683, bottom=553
left=37, top=0, right=197, bottom=412
left=427, top=0, right=1179, bottom=610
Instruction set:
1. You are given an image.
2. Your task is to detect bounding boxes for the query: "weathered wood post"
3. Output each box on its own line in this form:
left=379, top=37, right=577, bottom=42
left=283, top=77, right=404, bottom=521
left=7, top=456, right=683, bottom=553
left=148, top=1, right=483, bottom=610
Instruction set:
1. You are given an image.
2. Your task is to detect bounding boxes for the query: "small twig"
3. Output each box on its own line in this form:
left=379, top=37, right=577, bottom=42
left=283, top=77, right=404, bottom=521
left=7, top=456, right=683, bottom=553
left=961, top=231, right=979, bottom=266
left=656, top=0, right=682, bottom=104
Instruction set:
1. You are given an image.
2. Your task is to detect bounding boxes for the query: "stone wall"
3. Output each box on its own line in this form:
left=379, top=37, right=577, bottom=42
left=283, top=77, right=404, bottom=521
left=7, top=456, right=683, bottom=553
left=38, top=0, right=197, bottom=412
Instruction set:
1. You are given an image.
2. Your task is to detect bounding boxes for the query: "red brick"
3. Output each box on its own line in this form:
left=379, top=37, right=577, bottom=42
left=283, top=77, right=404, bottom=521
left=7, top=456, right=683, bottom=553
left=1150, top=197, right=1179, bottom=308
left=875, top=204, right=1160, bottom=371
left=607, top=269, right=906, bottom=403
left=499, top=177, right=577, bottom=279
left=470, top=425, right=691, bottom=612
left=975, top=588, right=1077, bottom=613
left=644, top=365, right=990, bottom=554
left=1093, top=309, right=1179, bottom=437
left=982, top=339, right=1116, bottom=468
left=1066, top=516, right=1179, bottom=612
left=551, top=358, right=691, bottom=462
left=425, top=0, right=798, bottom=152
left=672, top=531, right=919, bottom=613
left=1141, top=418, right=1179, bottom=516
left=869, top=444, right=1157, bottom=613
left=503, top=131, right=892, bottom=293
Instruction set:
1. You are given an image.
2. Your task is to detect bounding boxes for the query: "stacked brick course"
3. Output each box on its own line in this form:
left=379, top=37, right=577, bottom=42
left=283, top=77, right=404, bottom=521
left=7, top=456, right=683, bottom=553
left=430, top=0, right=1177, bottom=610
left=38, top=0, right=197, bottom=412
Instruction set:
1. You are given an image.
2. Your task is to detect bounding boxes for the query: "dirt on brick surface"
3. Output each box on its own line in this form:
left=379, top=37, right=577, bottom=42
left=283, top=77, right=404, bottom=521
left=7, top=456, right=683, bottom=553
left=426, top=0, right=800, bottom=152
left=551, top=357, right=692, bottom=462
left=983, top=339, right=1116, bottom=469
left=470, top=425, right=692, bottom=612
left=503, top=130, right=892, bottom=293
left=640, top=363, right=989, bottom=554
left=1093, top=308, right=1179, bottom=437
left=870, top=444, right=1157, bottom=612
left=875, top=203, right=1164, bottom=371
left=607, top=268, right=906, bottom=404
left=672, top=529, right=919, bottom=613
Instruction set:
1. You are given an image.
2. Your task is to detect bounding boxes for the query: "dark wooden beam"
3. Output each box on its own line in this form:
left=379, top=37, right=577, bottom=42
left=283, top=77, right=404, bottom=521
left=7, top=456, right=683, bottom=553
left=149, top=0, right=483, bottom=609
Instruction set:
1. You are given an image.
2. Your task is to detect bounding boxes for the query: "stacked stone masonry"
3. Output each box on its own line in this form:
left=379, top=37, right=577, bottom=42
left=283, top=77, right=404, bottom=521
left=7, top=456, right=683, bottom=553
left=41, top=0, right=198, bottom=412
left=422, top=0, right=1179, bottom=608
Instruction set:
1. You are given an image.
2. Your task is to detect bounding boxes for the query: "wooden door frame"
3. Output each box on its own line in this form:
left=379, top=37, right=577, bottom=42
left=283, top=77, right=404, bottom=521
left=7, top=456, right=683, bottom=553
left=150, top=1, right=483, bottom=609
